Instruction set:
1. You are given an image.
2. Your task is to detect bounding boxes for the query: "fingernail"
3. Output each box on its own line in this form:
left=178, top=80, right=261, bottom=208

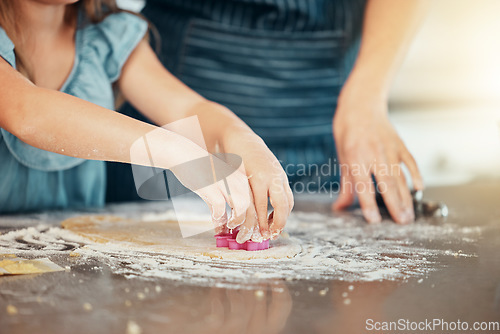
left=214, top=225, right=224, bottom=234
left=270, top=229, right=283, bottom=240
left=236, top=226, right=253, bottom=244
left=365, top=210, right=381, bottom=224
left=406, top=208, right=415, bottom=223
left=251, top=229, right=263, bottom=243
left=212, top=210, right=227, bottom=227
left=212, top=217, right=227, bottom=227
left=398, top=209, right=413, bottom=224
left=269, top=223, right=283, bottom=240
left=227, top=216, right=245, bottom=229
left=415, top=179, right=425, bottom=190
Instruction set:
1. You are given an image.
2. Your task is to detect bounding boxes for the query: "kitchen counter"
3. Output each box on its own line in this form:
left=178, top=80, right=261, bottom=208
left=1, top=180, right=499, bottom=334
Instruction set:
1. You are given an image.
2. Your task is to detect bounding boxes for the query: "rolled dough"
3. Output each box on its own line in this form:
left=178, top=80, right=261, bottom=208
left=61, top=215, right=301, bottom=261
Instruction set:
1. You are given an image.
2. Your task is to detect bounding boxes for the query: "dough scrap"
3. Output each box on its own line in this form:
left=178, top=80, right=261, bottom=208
left=0, top=257, right=64, bottom=275
left=62, top=215, right=301, bottom=261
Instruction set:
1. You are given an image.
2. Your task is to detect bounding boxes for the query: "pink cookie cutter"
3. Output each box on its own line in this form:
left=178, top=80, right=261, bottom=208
left=215, top=230, right=238, bottom=248
left=215, top=234, right=269, bottom=251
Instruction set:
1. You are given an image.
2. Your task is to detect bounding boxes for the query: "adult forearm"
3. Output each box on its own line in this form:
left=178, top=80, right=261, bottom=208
left=341, top=0, right=430, bottom=104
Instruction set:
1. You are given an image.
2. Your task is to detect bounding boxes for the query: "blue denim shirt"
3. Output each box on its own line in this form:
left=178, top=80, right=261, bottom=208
left=0, top=12, right=147, bottom=213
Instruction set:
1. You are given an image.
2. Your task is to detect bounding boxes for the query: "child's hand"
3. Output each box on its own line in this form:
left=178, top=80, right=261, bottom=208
left=167, top=150, right=252, bottom=232
left=188, top=165, right=252, bottom=233
left=117, top=44, right=293, bottom=239
left=222, top=128, right=294, bottom=242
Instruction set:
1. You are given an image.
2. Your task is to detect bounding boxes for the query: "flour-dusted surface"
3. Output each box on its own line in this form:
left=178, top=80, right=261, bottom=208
left=61, top=215, right=302, bottom=260
left=0, top=203, right=482, bottom=288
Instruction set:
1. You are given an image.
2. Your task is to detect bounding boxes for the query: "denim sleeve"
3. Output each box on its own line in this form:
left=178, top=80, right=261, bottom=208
left=86, top=12, right=148, bottom=83
left=0, top=27, right=15, bottom=68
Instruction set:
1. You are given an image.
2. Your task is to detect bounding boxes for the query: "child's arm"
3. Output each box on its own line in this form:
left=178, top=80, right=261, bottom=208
left=0, top=57, right=250, bottom=223
left=117, top=40, right=294, bottom=240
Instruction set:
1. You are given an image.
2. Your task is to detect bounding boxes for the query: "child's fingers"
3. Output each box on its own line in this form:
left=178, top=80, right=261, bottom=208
left=249, top=198, right=264, bottom=242
left=249, top=179, right=271, bottom=239
left=214, top=216, right=229, bottom=235
left=212, top=208, right=228, bottom=232
left=283, top=179, right=294, bottom=213
left=197, top=188, right=227, bottom=227
left=236, top=203, right=259, bottom=244
left=227, top=209, right=246, bottom=230
left=251, top=226, right=263, bottom=242
left=268, top=182, right=290, bottom=239
left=220, top=171, right=251, bottom=229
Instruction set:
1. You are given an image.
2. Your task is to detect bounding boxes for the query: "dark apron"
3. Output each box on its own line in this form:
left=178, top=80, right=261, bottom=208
left=107, top=0, right=366, bottom=202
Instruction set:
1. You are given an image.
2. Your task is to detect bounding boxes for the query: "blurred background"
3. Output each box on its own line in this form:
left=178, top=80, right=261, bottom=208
left=389, top=0, right=500, bottom=186
left=118, top=0, right=500, bottom=187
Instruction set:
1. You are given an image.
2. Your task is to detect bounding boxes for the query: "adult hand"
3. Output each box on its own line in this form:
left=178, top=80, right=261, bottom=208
left=332, top=95, right=423, bottom=224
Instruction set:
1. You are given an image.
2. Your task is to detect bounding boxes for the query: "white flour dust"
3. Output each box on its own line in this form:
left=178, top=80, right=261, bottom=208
left=0, top=210, right=481, bottom=287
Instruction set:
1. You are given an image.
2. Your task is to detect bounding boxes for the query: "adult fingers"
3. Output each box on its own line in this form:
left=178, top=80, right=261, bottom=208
left=395, top=163, right=415, bottom=223
left=283, top=179, right=294, bottom=213
left=374, top=157, right=410, bottom=224
left=401, top=147, right=424, bottom=191
left=332, top=164, right=355, bottom=211
left=352, top=172, right=382, bottom=224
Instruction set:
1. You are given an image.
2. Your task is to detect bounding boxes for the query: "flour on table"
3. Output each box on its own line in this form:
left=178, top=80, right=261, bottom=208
left=0, top=207, right=484, bottom=288
left=61, top=215, right=302, bottom=261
